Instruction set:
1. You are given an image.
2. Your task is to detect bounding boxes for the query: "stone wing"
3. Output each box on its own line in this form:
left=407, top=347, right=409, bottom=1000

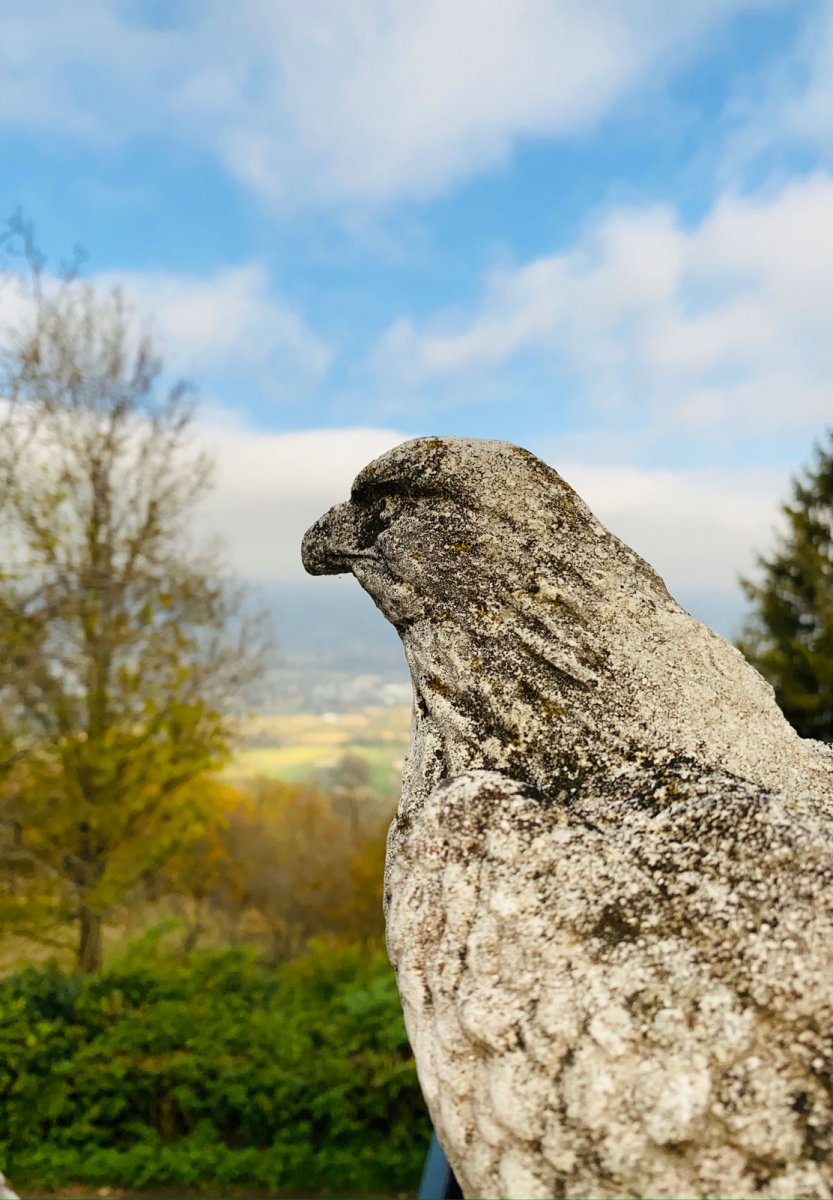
left=385, top=768, right=833, bottom=1200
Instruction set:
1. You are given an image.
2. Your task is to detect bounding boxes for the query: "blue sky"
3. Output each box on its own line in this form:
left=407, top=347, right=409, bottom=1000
left=3, top=0, right=833, bottom=647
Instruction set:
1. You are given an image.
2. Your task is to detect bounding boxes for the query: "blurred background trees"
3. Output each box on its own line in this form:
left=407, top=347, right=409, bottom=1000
left=156, top=770, right=389, bottom=960
left=0, top=214, right=269, bottom=972
left=738, top=429, right=833, bottom=741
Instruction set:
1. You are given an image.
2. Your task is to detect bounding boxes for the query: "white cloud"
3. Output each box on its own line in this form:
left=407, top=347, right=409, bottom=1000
left=106, top=263, right=332, bottom=392
left=217, top=0, right=755, bottom=206
left=718, top=4, right=833, bottom=178
left=0, top=0, right=773, bottom=208
left=784, top=7, right=833, bottom=149
left=554, top=459, right=790, bottom=637
left=375, top=174, right=833, bottom=438
left=0, top=273, right=31, bottom=341
left=0, top=258, right=330, bottom=398
left=193, top=421, right=411, bottom=581
left=546, top=457, right=786, bottom=596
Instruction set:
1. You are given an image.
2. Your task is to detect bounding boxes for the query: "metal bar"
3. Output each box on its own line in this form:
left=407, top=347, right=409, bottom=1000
left=418, top=1130, right=463, bottom=1199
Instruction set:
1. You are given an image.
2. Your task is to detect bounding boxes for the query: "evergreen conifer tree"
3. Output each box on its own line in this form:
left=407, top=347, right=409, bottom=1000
left=738, top=431, right=833, bottom=741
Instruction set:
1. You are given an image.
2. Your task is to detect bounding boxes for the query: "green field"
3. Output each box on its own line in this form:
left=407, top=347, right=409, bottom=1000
left=226, top=705, right=412, bottom=793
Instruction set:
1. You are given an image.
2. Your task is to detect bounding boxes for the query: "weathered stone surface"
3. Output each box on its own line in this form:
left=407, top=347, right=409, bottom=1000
left=302, top=436, right=833, bottom=1199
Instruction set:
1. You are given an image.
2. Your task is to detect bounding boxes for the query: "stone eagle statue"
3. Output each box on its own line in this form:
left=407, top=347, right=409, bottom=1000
left=302, top=436, right=833, bottom=1200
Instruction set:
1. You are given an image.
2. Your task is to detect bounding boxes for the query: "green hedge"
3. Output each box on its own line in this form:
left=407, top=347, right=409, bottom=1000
left=0, top=938, right=430, bottom=1195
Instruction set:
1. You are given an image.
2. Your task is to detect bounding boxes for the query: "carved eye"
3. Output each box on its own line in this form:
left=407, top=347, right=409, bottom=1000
left=351, top=476, right=400, bottom=505
left=355, top=494, right=396, bottom=550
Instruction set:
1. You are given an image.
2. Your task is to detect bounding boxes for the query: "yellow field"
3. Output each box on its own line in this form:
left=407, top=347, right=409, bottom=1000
left=226, top=704, right=412, bottom=792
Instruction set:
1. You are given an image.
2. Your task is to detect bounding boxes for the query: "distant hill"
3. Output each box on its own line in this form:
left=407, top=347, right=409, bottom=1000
left=250, top=578, right=411, bottom=712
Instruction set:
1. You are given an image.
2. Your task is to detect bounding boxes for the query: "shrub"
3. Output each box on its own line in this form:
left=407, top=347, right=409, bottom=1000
left=0, top=940, right=430, bottom=1195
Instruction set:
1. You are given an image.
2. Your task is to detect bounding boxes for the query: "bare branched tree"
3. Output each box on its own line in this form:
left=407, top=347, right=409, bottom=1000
left=0, top=216, right=271, bottom=971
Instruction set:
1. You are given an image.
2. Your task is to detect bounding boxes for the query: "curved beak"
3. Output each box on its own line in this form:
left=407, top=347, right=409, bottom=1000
left=302, top=500, right=363, bottom=576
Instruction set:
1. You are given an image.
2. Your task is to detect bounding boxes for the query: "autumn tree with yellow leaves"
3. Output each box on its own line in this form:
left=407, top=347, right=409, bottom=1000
left=0, top=216, right=269, bottom=971
left=156, top=774, right=391, bottom=960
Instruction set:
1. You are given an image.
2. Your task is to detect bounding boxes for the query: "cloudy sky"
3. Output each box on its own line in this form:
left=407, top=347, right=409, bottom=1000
left=3, top=0, right=832, bottom=657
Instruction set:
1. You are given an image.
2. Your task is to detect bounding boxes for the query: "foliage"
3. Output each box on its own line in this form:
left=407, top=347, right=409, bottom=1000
left=157, top=775, right=391, bottom=959
left=738, top=429, right=833, bottom=740
left=0, top=214, right=269, bottom=971
left=0, top=940, right=429, bottom=1195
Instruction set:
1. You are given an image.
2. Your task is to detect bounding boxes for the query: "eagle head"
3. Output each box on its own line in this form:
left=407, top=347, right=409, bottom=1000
left=302, top=437, right=641, bottom=794
left=301, top=436, right=596, bottom=627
